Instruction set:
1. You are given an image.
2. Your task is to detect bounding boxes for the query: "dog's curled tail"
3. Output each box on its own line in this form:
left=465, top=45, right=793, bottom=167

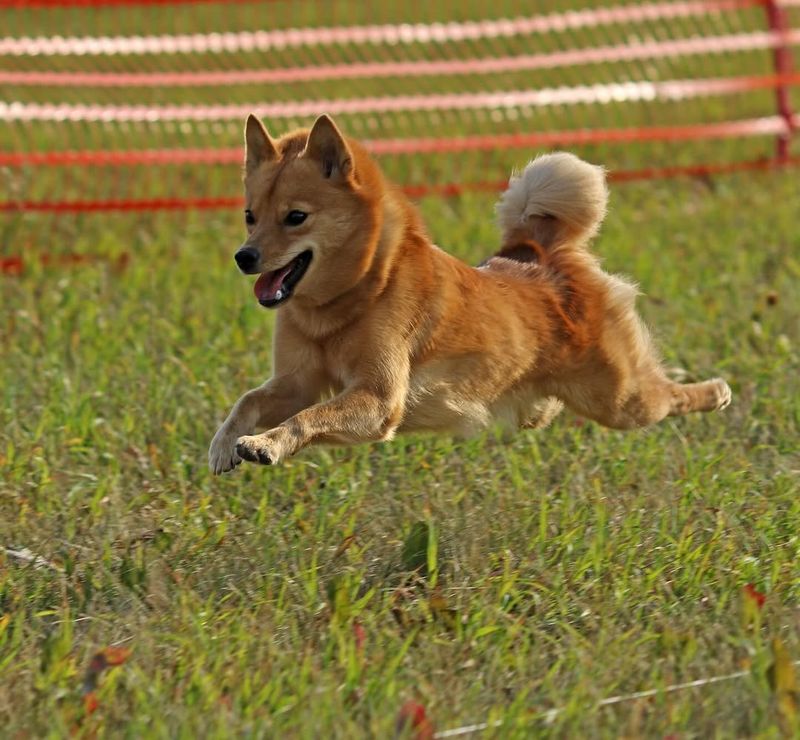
left=495, top=152, right=608, bottom=250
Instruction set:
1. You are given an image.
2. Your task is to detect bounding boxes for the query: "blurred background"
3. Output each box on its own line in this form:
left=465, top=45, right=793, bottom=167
left=1, top=0, right=798, bottom=259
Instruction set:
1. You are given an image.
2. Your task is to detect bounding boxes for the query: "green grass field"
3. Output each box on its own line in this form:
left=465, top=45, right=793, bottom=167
left=2, top=170, right=799, bottom=737
left=2, top=0, right=800, bottom=736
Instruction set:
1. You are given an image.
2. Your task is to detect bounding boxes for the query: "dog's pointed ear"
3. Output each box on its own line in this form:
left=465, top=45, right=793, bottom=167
left=244, top=114, right=277, bottom=174
left=303, top=114, right=354, bottom=181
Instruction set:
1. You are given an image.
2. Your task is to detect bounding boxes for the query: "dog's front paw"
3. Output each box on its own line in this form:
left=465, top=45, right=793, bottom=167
left=236, top=433, right=283, bottom=466
left=208, top=426, right=242, bottom=475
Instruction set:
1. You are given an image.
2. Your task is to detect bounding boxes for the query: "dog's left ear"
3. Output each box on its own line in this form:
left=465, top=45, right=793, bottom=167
left=303, top=114, right=354, bottom=181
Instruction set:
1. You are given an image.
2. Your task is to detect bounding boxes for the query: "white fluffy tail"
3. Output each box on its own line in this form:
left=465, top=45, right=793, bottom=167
left=495, top=152, right=608, bottom=249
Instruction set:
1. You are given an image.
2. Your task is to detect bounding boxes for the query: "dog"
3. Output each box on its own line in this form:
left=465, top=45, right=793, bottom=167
left=208, top=113, right=731, bottom=474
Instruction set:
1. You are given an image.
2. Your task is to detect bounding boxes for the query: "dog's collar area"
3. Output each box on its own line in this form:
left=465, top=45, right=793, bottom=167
left=254, top=250, right=313, bottom=308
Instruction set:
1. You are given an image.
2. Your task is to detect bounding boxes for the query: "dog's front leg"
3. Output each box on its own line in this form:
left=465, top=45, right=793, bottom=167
left=208, top=375, right=315, bottom=474
left=235, top=382, right=405, bottom=466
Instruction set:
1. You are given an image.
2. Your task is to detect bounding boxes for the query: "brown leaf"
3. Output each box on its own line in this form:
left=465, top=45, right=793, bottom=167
left=82, top=646, right=132, bottom=695
left=83, top=692, right=99, bottom=716
left=395, top=700, right=435, bottom=739
left=769, top=638, right=798, bottom=730
left=333, top=534, right=357, bottom=560
left=352, top=620, right=366, bottom=653
left=429, top=588, right=458, bottom=630
left=743, top=583, right=766, bottom=609
left=741, top=584, right=765, bottom=630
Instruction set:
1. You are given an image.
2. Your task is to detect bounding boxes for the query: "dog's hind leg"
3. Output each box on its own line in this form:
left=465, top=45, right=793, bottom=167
left=667, top=377, right=732, bottom=417
left=554, top=365, right=731, bottom=431
left=553, top=271, right=731, bottom=429
left=619, top=376, right=732, bottom=428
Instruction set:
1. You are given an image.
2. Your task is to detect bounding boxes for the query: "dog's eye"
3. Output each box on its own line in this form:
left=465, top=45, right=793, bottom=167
left=284, top=210, right=308, bottom=227
left=244, top=209, right=255, bottom=226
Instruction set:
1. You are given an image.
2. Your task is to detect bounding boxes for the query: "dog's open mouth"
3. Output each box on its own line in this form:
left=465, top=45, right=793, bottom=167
left=253, top=251, right=313, bottom=308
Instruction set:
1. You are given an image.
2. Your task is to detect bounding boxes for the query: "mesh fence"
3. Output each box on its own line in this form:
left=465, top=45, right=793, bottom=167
left=1, top=0, right=798, bottom=253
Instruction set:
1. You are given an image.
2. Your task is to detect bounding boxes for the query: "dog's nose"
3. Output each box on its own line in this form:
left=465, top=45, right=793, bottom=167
left=234, top=246, right=260, bottom=273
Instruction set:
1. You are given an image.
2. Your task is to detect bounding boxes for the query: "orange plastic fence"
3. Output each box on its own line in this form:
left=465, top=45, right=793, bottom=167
left=1, top=0, right=798, bottom=217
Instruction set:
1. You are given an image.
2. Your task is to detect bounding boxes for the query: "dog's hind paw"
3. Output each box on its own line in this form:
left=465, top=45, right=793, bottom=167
left=710, top=378, right=732, bottom=411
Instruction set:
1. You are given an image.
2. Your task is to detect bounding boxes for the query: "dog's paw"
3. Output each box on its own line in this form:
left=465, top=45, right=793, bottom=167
left=236, top=434, right=281, bottom=466
left=208, top=427, right=242, bottom=475
left=710, top=378, right=732, bottom=411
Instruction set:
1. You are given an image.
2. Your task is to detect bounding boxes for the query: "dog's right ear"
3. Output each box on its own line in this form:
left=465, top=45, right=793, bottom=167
left=244, top=114, right=277, bottom=175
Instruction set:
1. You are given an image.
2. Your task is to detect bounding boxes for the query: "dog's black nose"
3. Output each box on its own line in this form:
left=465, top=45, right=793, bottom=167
left=234, top=246, right=259, bottom=273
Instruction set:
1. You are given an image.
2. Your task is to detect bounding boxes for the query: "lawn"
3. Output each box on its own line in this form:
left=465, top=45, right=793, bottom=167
left=2, top=0, right=800, bottom=736
left=2, top=168, right=799, bottom=737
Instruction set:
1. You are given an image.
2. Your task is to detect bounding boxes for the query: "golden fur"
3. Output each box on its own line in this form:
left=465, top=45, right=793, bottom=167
left=208, top=114, right=731, bottom=473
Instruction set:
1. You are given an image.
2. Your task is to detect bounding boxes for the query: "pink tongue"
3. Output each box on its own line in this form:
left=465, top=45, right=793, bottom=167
left=254, top=264, right=294, bottom=303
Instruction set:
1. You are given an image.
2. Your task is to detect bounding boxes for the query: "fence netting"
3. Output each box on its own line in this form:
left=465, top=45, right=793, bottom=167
left=1, top=0, right=798, bottom=251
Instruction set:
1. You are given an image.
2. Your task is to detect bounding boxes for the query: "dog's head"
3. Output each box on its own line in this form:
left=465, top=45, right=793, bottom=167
left=236, top=113, right=382, bottom=309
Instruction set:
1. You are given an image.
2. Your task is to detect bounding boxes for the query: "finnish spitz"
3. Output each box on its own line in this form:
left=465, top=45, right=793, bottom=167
left=209, top=114, right=730, bottom=473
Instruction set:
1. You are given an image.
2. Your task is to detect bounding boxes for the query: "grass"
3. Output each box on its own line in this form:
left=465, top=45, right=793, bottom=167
left=2, top=0, right=800, bottom=736
left=2, top=170, right=799, bottom=737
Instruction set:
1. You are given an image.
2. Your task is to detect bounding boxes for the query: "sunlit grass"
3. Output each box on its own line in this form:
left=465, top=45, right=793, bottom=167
left=1, top=169, right=798, bottom=736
